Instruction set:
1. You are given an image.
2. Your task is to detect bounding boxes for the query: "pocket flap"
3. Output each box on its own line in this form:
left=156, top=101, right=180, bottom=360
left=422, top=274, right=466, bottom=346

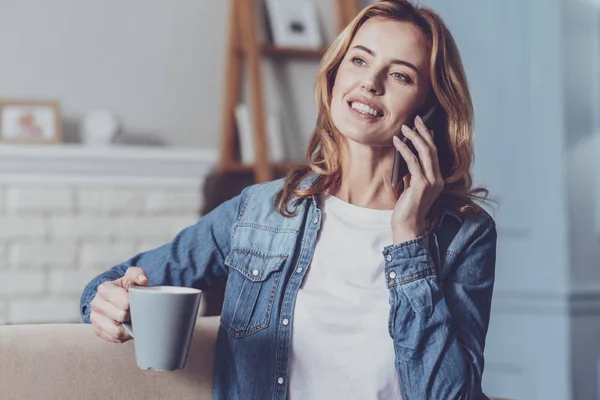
left=224, top=250, right=287, bottom=282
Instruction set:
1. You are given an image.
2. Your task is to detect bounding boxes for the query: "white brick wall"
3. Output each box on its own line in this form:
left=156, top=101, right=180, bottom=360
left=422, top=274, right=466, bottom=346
left=6, top=187, right=73, bottom=214
left=8, top=298, right=82, bottom=324
left=0, top=188, right=4, bottom=214
left=8, top=241, right=78, bottom=269
left=0, top=271, right=46, bottom=295
left=0, top=216, right=46, bottom=239
left=0, top=300, right=7, bottom=324
left=112, top=216, right=192, bottom=240
left=48, top=215, right=113, bottom=239
left=145, top=189, right=201, bottom=214
left=79, top=241, right=136, bottom=269
left=0, top=244, right=7, bottom=270
left=49, top=269, right=107, bottom=296
left=77, top=188, right=144, bottom=215
left=0, top=183, right=203, bottom=325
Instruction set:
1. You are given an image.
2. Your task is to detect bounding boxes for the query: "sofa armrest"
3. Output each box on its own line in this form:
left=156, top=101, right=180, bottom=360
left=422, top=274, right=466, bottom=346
left=0, top=316, right=220, bottom=400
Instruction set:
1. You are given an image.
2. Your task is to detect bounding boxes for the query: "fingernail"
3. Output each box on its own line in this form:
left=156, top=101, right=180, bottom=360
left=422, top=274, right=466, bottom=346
left=137, top=275, right=147, bottom=284
left=393, top=136, right=400, bottom=144
left=401, top=124, right=411, bottom=132
left=416, top=115, right=423, bottom=124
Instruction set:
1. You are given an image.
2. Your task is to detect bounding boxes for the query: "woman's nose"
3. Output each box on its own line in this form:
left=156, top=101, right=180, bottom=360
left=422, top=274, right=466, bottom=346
left=361, top=74, right=383, bottom=95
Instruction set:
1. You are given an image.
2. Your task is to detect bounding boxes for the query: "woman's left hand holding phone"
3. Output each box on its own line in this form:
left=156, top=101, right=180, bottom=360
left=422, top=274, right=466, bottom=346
left=391, top=115, right=444, bottom=244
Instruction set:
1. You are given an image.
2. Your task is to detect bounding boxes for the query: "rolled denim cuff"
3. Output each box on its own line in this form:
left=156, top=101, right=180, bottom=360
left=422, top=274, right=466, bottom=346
left=80, top=296, right=93, bottom=324
left=382, top=235, right=436, bottom=286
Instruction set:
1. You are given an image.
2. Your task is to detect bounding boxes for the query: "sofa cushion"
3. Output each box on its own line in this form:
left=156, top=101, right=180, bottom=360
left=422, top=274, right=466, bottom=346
left=0, top=316, right=219, bottom=400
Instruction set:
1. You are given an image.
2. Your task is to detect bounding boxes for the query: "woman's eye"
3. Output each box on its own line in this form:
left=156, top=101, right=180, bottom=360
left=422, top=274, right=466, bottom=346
left=351, top=57, right=366, bottom=66
left=391, top=72, right=412, bottom=83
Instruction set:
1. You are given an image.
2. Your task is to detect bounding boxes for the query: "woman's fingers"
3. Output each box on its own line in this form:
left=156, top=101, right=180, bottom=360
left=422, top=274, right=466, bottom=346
left=414, top=116, right=443, bottom=180
left=393, top=136, right=423, bottom=181
left=93, top=324, right=122, bottom=344
left=91, top=278, right=137, bottom=344
left=115, top=266, right=149, bottom=291
left=414, top=115, right=435, bottom=148
left=123, top=267, right=149, bottom=286
left=90, top=310, right=130, bottom=342
left=97, top=281, right=130, bottom=311
left=91, top=294, right=130, bottom=323
left=400, top=123, right=440, bottom=183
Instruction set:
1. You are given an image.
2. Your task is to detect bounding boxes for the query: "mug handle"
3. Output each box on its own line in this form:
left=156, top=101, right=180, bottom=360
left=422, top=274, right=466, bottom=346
left=122, top=322, right=134, bottom=339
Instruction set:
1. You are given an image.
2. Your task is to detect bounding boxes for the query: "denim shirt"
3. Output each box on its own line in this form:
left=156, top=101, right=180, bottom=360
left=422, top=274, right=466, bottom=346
left=80, top=174, right=497, bottom=400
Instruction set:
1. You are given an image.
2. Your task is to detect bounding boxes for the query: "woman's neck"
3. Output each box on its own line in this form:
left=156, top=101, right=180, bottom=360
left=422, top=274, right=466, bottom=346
left=327, top=138, right=399, bottom=210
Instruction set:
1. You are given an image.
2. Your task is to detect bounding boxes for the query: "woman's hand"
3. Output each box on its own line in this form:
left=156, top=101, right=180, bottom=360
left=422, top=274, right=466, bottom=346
left=391, top=115, right=444, bottom=244
left=90, top=267, right=148, bottom=343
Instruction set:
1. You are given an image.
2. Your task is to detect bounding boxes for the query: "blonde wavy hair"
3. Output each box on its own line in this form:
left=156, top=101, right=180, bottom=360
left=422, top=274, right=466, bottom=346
left=275, top=0, right=494, bottom=224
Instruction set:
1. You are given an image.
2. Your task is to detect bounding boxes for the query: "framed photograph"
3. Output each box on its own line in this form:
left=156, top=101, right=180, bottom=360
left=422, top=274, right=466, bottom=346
left=0, top=100, right=62, bottom=143
left=266, top=0, right=322, bottom=49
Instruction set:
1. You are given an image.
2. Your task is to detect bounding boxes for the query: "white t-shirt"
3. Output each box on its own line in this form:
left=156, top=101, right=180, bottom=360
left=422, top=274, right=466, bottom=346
left=288, top=194, right=402, bottom=399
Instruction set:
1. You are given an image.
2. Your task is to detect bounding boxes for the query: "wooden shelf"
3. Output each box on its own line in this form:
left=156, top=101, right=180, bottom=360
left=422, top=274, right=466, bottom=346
left=221, top=0, right=359, bottom=183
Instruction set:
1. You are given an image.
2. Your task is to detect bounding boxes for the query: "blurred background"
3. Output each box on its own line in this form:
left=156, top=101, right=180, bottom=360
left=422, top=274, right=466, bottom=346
left=0, top=0, right=598, bottom=399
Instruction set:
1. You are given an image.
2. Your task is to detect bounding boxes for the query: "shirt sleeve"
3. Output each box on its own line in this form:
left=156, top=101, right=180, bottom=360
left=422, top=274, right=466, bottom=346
left=79, top=193, right=242, bottom=323
left=383, top=216, right=497, bottom=400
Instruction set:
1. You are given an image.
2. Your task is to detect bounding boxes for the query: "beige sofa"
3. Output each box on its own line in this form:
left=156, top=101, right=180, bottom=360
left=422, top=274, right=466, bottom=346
left=0, top=316, right=220, bottom=400
left=0, top=317, right=508, bottom=400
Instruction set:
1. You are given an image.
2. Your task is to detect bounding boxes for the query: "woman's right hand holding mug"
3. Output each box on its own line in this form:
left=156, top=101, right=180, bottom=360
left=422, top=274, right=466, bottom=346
left=90, top=266, right=148, bottom=343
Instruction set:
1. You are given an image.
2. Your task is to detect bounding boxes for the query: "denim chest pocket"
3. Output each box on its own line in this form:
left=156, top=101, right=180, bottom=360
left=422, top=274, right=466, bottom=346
left=221, top=249, right=287, bottom=338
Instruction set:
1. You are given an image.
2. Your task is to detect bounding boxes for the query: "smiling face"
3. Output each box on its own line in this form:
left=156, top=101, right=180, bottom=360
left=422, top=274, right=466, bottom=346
left=330, top=17, right=432, bottom=146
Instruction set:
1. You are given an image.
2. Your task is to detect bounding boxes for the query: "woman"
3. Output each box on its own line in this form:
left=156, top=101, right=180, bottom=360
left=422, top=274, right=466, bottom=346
left=81, top=1, right=497, bottom=399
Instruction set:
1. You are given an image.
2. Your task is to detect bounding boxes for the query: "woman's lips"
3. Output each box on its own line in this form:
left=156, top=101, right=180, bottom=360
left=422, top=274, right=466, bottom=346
left=347, top=101, right=382, bottom=121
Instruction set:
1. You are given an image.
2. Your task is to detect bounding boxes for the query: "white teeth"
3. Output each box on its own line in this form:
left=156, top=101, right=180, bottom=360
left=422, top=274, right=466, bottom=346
left=351, top=102, right=379, bottom=116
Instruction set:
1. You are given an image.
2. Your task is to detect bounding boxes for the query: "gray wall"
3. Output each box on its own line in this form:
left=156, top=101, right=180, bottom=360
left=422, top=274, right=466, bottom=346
left=420, top=0, right=571, bottom=396
left=565, top=0, right=600, bottom=399
left=421, top=0, right=600, bottom=398
left=0, top=0, right=337, bottom=151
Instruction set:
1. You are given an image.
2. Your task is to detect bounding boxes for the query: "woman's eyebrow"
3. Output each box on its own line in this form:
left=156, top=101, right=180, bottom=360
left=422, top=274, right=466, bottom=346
left=351, top=44, right=420, bottom=75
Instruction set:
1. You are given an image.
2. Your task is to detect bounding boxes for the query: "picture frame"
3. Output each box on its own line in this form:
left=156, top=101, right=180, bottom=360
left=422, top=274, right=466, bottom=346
left=266, top=0, right=322, bottom=49
left=0, top=100, right=62, bottom=144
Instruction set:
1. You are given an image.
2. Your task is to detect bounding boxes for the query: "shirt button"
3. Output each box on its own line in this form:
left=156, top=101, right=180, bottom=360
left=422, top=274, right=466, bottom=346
left=313, top=216, right=319, bottom=224
left=389, top=271, right=397, bottom=279
left=296, top=267, right=303, bottom=274
left=252, top=269, right=260, bottom=277
left=282, top=318, right=290, bottom=326
left=386, top=254, right=392, bottom=262
left=277, top=376, right=285, bottom=385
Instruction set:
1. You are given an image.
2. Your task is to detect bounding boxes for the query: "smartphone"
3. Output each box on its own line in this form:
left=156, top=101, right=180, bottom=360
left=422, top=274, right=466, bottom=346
left=391, top=104, right=438, bottom=188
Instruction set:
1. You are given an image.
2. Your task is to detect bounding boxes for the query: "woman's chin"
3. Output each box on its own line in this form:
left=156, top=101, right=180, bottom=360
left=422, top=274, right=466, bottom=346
left=338, top=129, right=391, bottom=147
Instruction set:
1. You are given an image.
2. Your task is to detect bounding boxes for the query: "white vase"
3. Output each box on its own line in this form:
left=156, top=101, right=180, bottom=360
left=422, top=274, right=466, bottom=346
left=80, top=110, right=121, bottom=146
